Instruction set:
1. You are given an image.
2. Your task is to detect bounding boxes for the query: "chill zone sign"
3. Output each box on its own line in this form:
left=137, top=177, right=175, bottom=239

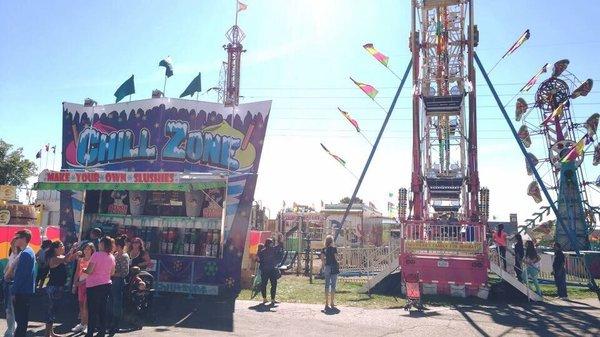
left=41, top=171, right=177, bottom=184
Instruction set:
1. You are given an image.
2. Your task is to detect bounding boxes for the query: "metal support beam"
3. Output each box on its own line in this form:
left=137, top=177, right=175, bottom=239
left=333, top=59, right=413, bottom=242
left=467, top=0, right=480, bottom=221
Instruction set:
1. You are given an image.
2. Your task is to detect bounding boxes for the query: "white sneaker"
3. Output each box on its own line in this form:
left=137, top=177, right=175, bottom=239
left=71, top=324, right=86, bottom=333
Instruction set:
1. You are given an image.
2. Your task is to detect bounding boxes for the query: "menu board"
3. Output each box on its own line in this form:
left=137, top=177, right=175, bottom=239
left=145, top=191, right=185, bottom=216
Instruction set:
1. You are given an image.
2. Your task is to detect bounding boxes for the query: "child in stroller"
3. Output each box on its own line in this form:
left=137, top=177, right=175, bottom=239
left=125, top=266, right=154, bottom=322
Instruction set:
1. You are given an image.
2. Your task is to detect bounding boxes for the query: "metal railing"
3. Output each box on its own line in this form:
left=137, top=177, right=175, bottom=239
left=488, top=246, right=543, bottom=301
left=537, top=253, right=590, bottom=284
left=337, top=243, right=400, bottom=278
left=401, top=221, right=485, bottom=256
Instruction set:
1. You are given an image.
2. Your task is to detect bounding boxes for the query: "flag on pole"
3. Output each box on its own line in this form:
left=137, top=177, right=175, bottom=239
left=561, top=135, right=591, bottom=163
left=363, top=43, right=389, bottom=67
left=237, top=1, right=247, bottom=12
left=45, top=144, right=50, bottom=152
left=114, top=75, right=135, bottom=103
left=501, top=29, right=530, bottom=59
left=180, top=73, right=202, bottom=98
left=51, top=145, right=56, bottom=154
left=350, top=77, right=378, bottom=99
left=320, top=143, right=346, bottom=166
left=519, top=64, right=548, bottom=92
left=159, top=57, right=173, bottom=78
left=35, top=150, right=42, bottom=159
left=338, top=107, right=360, bottom=132
left=540, top=100, right=567, bottom=125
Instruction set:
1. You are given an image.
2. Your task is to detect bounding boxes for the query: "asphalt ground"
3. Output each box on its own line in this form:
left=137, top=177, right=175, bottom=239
left=1, top=291, right=598, bottom=337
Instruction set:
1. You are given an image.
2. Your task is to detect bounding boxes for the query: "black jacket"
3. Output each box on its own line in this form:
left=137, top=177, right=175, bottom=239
left=553, top=250, right=565, bottom=271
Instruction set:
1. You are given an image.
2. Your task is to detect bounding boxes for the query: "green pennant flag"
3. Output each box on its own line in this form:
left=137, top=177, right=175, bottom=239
left=114, top=75, right=135, bottom=103
left=179, top=72, right=202, bottom=98
left=159, top=57, right=173, bottom=78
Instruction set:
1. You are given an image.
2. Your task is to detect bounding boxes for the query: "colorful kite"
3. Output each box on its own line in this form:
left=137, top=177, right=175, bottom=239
left=540, top=100, right=567, bottom=125
left=571, top=79, right=594, bottom=99
left=552, top=59, right=569, bottom=77
left=527, top=181, right=543, bottom=203
left=502, top=29, right=531, bottom=59
left=515, top=97, right=528, bottom=121
left=338, top=107, right=360, bottom=132
left=519, top=63, right=548, bottom=92
left=363, top=43, right=389, bottom=67
left=518, top=125, right=532, bottom=148
left=350, top=77, right=378, bottom=99
left=561, top=135, right=591, bottom=163
left=586, top=113, right=600, bottom=136
left=320, top=143, right=347, bottom=166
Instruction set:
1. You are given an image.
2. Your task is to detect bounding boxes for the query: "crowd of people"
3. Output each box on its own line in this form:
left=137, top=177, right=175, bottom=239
left=492, top=224, right=567, bottom=299
left=2, top=228, right=153, bottom=337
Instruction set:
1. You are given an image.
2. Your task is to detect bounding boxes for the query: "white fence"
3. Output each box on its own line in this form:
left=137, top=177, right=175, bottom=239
left=337, top=243, right=400, bottom=278
left=490, top=246, right=591, bottom=285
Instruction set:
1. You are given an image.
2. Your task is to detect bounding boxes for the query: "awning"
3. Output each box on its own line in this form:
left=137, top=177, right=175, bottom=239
left=33, top=170, right=227, bottom=191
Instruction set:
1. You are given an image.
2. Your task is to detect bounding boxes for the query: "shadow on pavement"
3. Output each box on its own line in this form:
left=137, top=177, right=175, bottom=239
left=454, top=301, right=600, bottom=337
left=1, top=291, right=236, bottom=335
left=247, top=303, right=278, bottom=312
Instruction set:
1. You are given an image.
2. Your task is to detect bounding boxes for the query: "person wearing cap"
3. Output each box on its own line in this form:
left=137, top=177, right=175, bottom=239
left=11, top=230, right=36, bottom=337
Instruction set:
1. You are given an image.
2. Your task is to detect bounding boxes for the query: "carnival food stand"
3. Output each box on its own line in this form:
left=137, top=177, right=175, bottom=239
left=35, top=169, right=232, bottom=295
left=47, top=98, right=271, bottom=311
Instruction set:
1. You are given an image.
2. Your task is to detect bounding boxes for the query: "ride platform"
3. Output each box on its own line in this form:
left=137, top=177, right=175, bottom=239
left=399, top=220, right=489, bottom=297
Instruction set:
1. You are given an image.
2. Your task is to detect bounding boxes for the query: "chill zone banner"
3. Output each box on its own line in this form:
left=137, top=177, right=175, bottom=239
left=59, top=98, right=271, bottom=294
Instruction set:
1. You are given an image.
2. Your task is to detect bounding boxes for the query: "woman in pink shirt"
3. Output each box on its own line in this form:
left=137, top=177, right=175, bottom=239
left=83, top=236, right=115, bottom=337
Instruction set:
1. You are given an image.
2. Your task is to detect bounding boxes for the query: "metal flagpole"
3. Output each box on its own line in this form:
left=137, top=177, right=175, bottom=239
left=45, top=145, right=49, bottom=169
left=334, top=58, right=413, bottom=242
left=163, top=75, right=167, bottom=96
left=52, top=147, right=56, bottom=170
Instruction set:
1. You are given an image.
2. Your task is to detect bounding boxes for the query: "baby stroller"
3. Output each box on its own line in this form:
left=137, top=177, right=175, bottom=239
left=125, top=269, right=155, bottom=322
left=403, top=273, right=424, bottom=312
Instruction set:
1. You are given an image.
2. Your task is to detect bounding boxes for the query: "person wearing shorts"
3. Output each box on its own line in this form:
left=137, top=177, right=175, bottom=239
left=71, top=243, right=95, bottom=334
left=320, top=235, right=339, bottom=311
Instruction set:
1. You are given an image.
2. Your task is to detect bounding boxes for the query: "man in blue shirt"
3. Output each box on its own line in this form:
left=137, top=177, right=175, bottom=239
left=11, top=229, right=36, bottom=337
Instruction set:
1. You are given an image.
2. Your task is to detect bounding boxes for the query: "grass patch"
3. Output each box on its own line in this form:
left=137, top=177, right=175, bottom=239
left=238, top=275, right=406, bottom=309
left=539, top=284, right=599, bottom=299
left=238, top=275, right=599, bottom=309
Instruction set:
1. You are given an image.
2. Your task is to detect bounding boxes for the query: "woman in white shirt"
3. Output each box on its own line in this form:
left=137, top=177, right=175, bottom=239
left=3, top=238, right=21, bottom=337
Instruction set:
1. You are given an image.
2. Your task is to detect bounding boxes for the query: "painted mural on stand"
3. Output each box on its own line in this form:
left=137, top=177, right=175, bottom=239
left=60, top=98, right=271, bottom=295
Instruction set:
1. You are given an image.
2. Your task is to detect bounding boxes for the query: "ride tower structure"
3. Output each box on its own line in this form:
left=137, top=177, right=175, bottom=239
left=516, top=60, right=597, bottom=251
left=400, top=0, right=488, bottom=297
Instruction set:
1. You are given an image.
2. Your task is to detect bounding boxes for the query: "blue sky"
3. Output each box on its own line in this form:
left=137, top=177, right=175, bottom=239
left=1, top=0, right=599, bottom=222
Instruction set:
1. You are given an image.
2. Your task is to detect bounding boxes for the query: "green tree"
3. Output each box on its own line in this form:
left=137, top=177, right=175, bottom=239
left=0, top=139, right=37, bottom=186
left=340, top=196, right=363, bottom=204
